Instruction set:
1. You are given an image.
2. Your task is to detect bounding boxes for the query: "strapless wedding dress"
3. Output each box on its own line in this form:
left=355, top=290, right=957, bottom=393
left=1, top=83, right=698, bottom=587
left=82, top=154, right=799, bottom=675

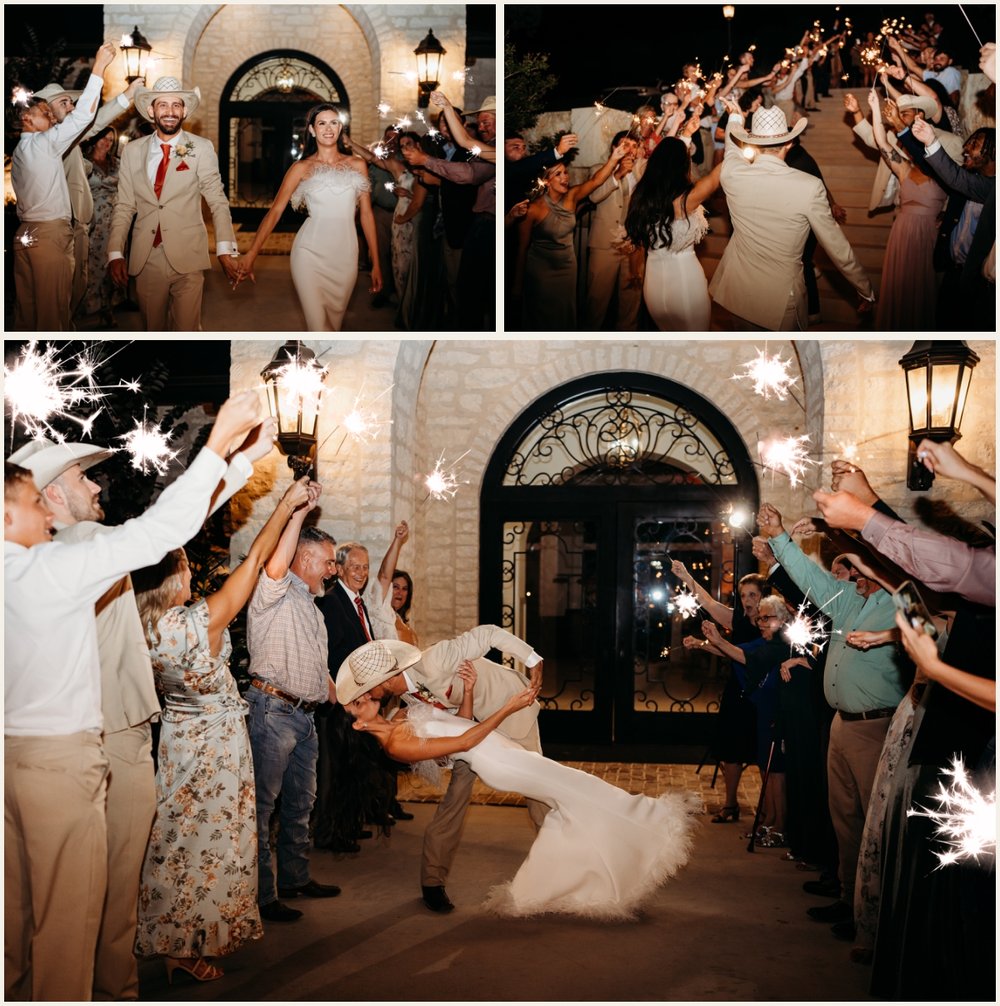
left=407, top=705, right=700, bottom=920
left=643, top=205, right=711, bottom=331
left=289, top=163, right=369, bottom=331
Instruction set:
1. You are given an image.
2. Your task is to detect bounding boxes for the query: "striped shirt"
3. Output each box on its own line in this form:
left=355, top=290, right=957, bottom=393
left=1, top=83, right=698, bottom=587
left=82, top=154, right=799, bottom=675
left=247, top=570, right=329, bottom=703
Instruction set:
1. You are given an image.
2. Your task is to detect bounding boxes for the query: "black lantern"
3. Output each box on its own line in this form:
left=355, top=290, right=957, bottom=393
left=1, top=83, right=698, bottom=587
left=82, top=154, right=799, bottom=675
left=898, top=340, right=979, bottom=490
left=120, top=26, right=153, bottom=84
left=414, top=28, right=447, bottom=108
left=260, top=340, right=327, bottom=479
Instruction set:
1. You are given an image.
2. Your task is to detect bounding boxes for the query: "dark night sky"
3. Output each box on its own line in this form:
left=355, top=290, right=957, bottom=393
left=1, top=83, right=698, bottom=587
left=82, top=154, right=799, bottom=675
left=505, top=4, right=994, bottom=111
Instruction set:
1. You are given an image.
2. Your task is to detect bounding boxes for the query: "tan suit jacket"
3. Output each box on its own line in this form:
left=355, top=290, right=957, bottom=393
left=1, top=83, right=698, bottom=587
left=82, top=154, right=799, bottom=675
left=587, top=170, right=634, bottom=250
left=710, top=114, right=873, bottom=330
left=410, top=625, right=541, bottom=750
left=108, top=130, right=236, bottom=275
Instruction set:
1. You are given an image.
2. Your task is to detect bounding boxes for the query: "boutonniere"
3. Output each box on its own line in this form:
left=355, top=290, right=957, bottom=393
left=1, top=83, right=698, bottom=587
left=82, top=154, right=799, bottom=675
left=174, top=142, right=195, bottom=171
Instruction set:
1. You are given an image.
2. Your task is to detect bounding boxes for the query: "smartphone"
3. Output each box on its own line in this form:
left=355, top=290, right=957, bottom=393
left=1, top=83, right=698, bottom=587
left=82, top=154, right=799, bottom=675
left=892, top=580, right=938, bottom=639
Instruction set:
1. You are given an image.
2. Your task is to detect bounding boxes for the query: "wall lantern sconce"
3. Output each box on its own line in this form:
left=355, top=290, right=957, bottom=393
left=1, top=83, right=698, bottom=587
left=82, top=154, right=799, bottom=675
left=414, top=28, right=447, bottom=108
left=898, top=340, right=979, bottom=491
left=120, top=26, right=153, bottom=84
left=722, top=6, right=736, bottom=55
left=260, top=340, right=327, bottom=479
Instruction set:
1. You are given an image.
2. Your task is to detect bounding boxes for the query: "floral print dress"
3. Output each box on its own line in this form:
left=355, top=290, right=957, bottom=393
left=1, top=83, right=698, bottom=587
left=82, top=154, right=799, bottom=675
left=135, top=600, right=262, bottom=959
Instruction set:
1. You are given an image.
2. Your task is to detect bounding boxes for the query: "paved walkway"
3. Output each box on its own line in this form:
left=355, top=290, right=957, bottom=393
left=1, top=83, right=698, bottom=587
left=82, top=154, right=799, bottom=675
left=136, top=791, right=874, bottom=1002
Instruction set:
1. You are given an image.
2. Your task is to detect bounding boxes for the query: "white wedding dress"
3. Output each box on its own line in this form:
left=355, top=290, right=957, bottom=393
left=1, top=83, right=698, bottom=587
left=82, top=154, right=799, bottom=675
left=407, top=705, right=700, bottom=920
left=289, top=163, right=370, bottom=331
left=643, top=204, right=711, bottom=331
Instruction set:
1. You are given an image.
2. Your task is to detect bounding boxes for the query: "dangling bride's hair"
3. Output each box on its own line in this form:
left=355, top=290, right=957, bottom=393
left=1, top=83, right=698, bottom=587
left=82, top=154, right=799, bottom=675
left=301, top=103, right=353, bottom=159
left=625, top=137, right=693, bottom=251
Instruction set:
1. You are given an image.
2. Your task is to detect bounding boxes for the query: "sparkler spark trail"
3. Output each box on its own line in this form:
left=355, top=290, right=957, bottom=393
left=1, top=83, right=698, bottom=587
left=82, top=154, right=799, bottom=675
left=732, top=348, right=799, bottom=402
left=422, top=450, right=470, bottom=501
left=372, top=142, right=389, bottom=160
left=17, top=228, right=37, bottom=248
left=469, top=145, right=482, bottom=158
left=120, top=411, right=178, bottom=475
left=11, top=86, right=33, bottom=106
left=377, top=101, right=391, bottom=118
left=673, top=588, right=701, bottom=619
left=908, top=757, right=995, bottom=867
left=759, top=434, right=817, bottom=488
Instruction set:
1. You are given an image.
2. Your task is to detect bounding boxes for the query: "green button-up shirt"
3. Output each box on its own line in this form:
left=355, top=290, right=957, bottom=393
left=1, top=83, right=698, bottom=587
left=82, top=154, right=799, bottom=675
left=770, top=531, right=906, bottom=714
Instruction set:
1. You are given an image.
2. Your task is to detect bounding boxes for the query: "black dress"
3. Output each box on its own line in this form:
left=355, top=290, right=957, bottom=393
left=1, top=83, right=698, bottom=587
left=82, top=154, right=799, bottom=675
left=710, top=604, right=760, bottom=765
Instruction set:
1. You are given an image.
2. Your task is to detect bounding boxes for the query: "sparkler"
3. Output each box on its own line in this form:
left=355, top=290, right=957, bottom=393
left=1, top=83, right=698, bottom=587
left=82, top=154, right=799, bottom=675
left=384, top=181, right=395, bottom=192
left=758, top=434, right=817, bottom=489
left=421, top=450, right=470, bottom=501
left=673, top=588, right=701, bottom=619
left=372, top=142, right=389, bottom=160
left=427, top=127, right=441, bottom=140
left=394, top=115, right=412, bottom=130
left=11, top=86, right=33, bottom=106
left=16, top=228, right=37, bottom=248
left=784, top=606, right=831, bottom=655
left=469, top=145, right=482, bottom=158
left=119, top=410, right=178, bottom=475
left=377, top=101, right=391, bottom=118
left=908, top=757, right=995, bottom=868
left=957, top=5, right=984, bottom=48
left=732, top=348, right=800, bottom=403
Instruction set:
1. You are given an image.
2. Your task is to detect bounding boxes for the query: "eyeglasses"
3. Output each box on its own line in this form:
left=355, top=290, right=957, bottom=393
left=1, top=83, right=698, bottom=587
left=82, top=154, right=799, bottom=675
left=755, top=615, right=780, bottom=624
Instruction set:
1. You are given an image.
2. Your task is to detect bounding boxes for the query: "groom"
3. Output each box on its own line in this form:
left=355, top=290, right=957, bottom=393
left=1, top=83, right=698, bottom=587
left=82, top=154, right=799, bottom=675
left=336, top=626, right=546, bottom=913
left=108, top=76, right=239, bottom=330
left=709, top=99, right=875, bottom=330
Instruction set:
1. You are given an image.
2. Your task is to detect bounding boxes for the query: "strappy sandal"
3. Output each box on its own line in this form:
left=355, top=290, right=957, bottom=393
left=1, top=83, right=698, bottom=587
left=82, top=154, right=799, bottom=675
left=710, top=805, right=740, bottom=823
left=165, top=956, right=224, bottom=984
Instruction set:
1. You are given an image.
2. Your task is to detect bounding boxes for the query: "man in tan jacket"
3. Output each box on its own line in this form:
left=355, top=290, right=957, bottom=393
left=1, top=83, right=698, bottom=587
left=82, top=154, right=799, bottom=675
left=336, top=627, right=546, bottom=913
left=709, top=99, right=875, bottom=330
left=108, top=76, right=239, bottom=330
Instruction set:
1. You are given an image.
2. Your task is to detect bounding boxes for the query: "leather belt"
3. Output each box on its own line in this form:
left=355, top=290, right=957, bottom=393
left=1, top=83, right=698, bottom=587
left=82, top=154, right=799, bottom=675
left=250, top=679, right=320, bottom=713
left=838, top=706, right=896, bottom=722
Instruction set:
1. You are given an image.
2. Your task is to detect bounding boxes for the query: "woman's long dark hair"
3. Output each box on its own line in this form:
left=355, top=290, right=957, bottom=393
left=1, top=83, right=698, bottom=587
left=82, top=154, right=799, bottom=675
left=392, top=568, right=414, bottom=623
left=625, top=137, right=693, bottom=251
left=301, top=103, right=352, bottom=159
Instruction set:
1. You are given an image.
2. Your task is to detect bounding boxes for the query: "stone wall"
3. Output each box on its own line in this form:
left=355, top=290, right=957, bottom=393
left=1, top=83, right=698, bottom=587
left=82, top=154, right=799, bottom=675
left=102, top=4, right=471, bottom=148
left=227, top=338, right=994, bottom=647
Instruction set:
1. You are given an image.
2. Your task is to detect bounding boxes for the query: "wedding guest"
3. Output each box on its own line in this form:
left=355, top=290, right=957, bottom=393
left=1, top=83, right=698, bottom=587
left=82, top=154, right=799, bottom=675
left=81, top=127, right=122, bottom=328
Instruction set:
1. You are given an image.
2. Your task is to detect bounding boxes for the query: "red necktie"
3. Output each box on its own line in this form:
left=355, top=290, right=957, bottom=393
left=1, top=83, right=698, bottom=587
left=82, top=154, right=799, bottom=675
left=355, top=595, right=372, bottom=641
left=152, top=143, right=170, bottom=247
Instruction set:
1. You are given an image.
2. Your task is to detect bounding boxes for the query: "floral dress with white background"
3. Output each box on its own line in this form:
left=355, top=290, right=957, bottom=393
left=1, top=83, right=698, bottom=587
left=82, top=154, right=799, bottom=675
left=135, top=600, right=262, bottom=959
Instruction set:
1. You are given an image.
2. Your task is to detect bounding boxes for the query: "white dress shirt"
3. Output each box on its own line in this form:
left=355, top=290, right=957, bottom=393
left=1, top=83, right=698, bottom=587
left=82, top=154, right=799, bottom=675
left=11, top=73, right=104, bottom=222
left=5, top=449, right=235, bottom=736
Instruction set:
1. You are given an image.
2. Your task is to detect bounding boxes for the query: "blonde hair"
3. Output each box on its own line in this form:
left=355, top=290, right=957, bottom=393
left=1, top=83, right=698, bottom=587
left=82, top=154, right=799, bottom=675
left=133, top=548, right=188, bottom=647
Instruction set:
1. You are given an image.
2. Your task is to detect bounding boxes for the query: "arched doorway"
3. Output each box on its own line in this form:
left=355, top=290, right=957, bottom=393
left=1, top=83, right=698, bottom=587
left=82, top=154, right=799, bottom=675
left=480, top=373, right=759, bottom=759
left=219, top=50, right=349, bottom=227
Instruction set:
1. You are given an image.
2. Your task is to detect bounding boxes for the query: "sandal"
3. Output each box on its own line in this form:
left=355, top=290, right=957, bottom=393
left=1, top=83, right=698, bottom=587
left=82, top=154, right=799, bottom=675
left=165, top=956, right=224, bottom=984
left=710, top=805, right=740, bottom=823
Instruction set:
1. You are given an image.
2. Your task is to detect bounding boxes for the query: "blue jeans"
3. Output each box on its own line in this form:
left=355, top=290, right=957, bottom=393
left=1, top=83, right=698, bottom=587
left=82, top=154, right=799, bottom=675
left=246, top=689, right=318, bottom=905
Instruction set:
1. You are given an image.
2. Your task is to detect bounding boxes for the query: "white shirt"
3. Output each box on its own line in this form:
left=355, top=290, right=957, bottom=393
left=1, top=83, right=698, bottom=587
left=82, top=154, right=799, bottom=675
left=4, top=449, right=233, bottom=736
left=773, top=58, right=810, bottom=102
left=338, top=579, right=373, bottom=638
left=11, top=73, right=104, bottom=223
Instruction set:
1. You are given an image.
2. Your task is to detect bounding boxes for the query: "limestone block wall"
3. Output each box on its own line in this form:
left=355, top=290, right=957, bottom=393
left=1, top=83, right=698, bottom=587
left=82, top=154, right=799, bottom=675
left=226, top=338, right=995, bottom=649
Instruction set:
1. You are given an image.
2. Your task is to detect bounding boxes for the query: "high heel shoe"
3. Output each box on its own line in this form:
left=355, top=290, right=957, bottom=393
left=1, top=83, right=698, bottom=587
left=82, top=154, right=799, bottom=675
left=710, top=805, right=740, bottom=823
left=165, top=956, right=224, bottom=984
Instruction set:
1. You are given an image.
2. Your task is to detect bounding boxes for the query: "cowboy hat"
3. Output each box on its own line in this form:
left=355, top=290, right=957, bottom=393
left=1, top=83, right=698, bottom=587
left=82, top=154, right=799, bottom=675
left=896, top=94, right=939, bottom=119
left=7, top=438, right=114, bottom=490
left=33, top=82, right=82, bottom=104
left=134, top=77, right=201, bottom=122
left=473, top=96, right=496, bottom=115
left=730, top=105, right=808, bottom=146
left=336, top=639, right=422, bottom=705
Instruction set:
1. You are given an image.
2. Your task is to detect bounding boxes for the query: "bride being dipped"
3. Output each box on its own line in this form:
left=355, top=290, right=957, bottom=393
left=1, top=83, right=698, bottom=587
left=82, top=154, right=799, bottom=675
left=235, top=104, right=382, bottom=330
left=339, top=640, right=699, bottom=920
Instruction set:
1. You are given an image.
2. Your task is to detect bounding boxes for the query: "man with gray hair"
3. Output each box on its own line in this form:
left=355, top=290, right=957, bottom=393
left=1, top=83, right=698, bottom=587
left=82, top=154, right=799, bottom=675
left=246, top=499, right=342, bottom=923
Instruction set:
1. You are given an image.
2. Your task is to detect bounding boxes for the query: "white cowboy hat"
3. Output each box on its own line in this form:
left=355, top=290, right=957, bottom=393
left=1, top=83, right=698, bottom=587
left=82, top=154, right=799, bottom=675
left=896, top=94, right=939, bottom=119
left=134, top=76, right=201, bottom=122
left=473, top=96, right=496, bottom=115
left=34, top=82, right=82, bottom=104
left=336, top=639, right=422, bottom=705
left=730, top=105, right=808, bottom=146
left=7, top=438, right=114, bottom=490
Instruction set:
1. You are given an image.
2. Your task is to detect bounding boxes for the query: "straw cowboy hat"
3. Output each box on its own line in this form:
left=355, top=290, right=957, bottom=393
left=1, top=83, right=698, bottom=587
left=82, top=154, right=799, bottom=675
left=7, top=438, right=114, bottom=490
left=896, top=94, right=939, bottom=119
left=336, top=639, right=422, bottom=705
left=34, top=82, right=82, bottom=104
left=134, top=76, right=201, bottom=121
left=731, top=105, right=808, bottom=146
left=473, top=96, right=496, bottom=115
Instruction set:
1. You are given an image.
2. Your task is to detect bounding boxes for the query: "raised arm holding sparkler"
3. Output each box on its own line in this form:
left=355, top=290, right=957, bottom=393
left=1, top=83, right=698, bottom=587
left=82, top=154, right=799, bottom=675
left=429, top=91, right=496, bottom=163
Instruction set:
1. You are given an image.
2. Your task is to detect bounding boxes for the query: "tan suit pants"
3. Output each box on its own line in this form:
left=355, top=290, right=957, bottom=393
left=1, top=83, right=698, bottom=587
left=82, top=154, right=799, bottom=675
left=72, top=219, right=90, bottom=316
left=5, top=732, right=109, bottom=1002
left=827, top=713, right=891, bottom=906
left=585, top=248, right=642, bottom=330
left=13, top=220, right=74, bottom=331
left=134, top=243, right=204, bottom=331
left=93, top=723, right=156, bottom=1002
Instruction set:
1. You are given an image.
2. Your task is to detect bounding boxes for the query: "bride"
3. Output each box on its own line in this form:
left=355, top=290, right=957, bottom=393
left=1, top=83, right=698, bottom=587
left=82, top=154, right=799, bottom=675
left=625, top=128, right=722, bottom=331
left=235, top=103, right=382, bottom=330
left=343, top=647, right=698, bottom=920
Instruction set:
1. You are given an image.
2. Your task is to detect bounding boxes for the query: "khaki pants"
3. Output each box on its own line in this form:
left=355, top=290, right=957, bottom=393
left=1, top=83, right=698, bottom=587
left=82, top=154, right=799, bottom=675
left=5, top=732, right=109, bottom=1002
left=585, top=247, right=642, bottom=330
left=13, top=219, right=74, bottom=331
left=93, top=723, right=156, bottom=1002
left=827, top=713, right=891, bottom=906
left=134, top=243, right=204, bottom=331
left=71, top=219, right=90, bottom=316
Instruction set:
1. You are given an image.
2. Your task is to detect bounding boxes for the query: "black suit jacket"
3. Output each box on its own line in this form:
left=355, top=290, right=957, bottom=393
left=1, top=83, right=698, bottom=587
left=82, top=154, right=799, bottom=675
left=316, top=581, right=372, bottom=677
